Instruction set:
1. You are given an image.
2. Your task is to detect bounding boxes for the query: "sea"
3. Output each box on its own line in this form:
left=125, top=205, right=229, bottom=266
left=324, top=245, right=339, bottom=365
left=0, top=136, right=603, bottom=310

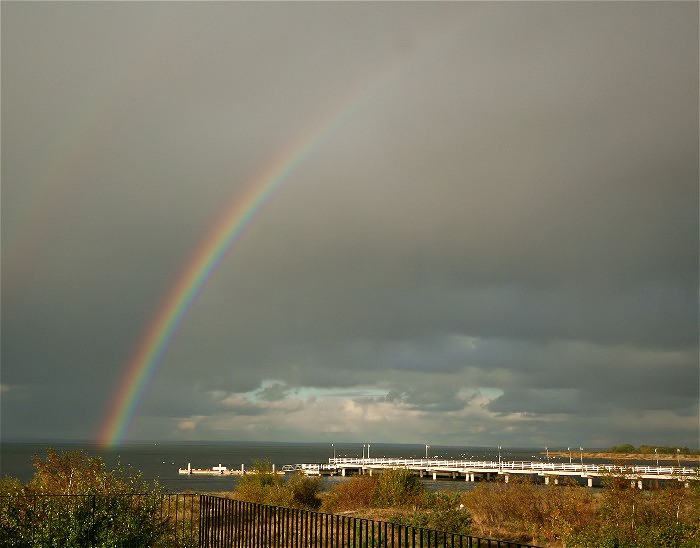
left=1, top=441, right=557, bottom=493
left=1, top=441, right=688, bottom=494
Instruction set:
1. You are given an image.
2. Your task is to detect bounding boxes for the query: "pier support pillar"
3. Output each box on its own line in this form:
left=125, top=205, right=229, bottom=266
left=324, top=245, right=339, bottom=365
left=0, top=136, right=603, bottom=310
left=342, top=468, right=346, bottom=477
left=470, top=473, right=475, bottom=482
left=504, top=474, right=509, bottom=484
left=241, top=464, right=245, bottom=475
left=544, top=476, right=550, bottom=485
left=369, top=469, right=372, bottom=476
left=433, top=471, right=437, bottom=481
left=554, top=477, right=559, bottom=485
left=637, top=480, right=643, bottom=490
left=587, top=477, right=593, bottom=488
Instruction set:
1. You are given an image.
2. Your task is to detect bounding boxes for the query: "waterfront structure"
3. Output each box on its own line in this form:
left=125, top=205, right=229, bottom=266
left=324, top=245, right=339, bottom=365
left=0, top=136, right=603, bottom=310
left=282, top=457, right=699, bottom=489
left=178, top=462, right=282, bottom=476
left=178, top=462, right=242, bottom=475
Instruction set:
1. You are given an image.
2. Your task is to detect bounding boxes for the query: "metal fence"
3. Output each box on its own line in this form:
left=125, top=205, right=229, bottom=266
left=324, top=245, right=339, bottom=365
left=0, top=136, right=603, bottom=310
left=1, top=494, right=540, bottom=547
left=198, top=496, right=540, bottom=548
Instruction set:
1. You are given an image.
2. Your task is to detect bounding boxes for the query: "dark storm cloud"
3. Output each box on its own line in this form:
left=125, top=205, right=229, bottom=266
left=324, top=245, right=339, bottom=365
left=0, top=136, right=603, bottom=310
left=2, top=2, right=697, bottom=447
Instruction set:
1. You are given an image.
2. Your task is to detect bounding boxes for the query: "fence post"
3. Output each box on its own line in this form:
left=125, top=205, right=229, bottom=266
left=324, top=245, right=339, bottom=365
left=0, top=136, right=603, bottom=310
left=90, top=494, right=96, bottom=548
left=198, top=495, right=206, bottom=548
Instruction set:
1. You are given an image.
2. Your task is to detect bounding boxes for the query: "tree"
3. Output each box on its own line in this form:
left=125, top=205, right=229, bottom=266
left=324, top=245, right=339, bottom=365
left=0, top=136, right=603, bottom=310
left=0, top=448, right=176, bottom=547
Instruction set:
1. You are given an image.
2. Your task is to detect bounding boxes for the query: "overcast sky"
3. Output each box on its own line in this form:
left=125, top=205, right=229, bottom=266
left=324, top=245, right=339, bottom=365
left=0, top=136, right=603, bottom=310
left=2, top=2, right=698, bottom=449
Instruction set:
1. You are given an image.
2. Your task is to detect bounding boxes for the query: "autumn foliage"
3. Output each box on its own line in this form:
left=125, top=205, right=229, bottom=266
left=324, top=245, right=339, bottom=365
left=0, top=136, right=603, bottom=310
left=0, top=449, right=182, bottom=547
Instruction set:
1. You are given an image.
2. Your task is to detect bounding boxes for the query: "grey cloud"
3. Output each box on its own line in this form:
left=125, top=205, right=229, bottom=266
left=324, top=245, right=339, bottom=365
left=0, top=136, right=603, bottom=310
left=384, top=390, right=468, bottom=414
left=2, top=1, right=697, bottom=448
left=256, top=383, right=291, bottom=402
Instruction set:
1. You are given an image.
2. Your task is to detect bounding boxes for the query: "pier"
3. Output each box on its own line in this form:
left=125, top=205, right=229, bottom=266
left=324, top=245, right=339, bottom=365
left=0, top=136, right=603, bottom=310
left=178, top=463, right=242, bottom=476
left=178, top=462, right=283, bottom=476
left=282, top=457, right=699, bottom=489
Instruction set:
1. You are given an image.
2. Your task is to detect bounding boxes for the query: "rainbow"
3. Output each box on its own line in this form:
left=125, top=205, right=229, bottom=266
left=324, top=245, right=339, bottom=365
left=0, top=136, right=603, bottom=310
left=98, top=81, right=378, bottom=448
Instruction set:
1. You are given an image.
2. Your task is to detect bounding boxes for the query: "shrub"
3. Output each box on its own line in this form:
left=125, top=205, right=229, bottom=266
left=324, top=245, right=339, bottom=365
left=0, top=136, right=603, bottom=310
left=411, top=491, right=471, bottom=534
left=462, top=476, right=596, bottom=545
left=321, top=475, right=378, bottom=513
left=372, top=468, right=424, bottom=508
left=285, top=472, right=322, bottom=509
left=234, top=459, right=285, bottom=504
left=0, top=448, right=175, bottom=547
left=565, top=471, right=700, bottom=547
left=233, top=460, right=321, bottom=510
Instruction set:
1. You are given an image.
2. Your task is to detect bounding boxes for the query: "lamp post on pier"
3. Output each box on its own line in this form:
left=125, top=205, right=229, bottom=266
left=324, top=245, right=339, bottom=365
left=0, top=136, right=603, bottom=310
left=655, top=448, right=658, bottom=468
left=580, top=447, right=583, bottom=467
left=498, top=446, right=502, bottom=470
left=568, top=447, right=572, bottom=464
left=332, top=443, right=335, bottom=460
left=545, top=447, right=549, bottom=462
left=425, top=444, right=430, bottom=459
left=677, top=448, right=681, bottom=468
left=367, top=444, right=371, bottom=459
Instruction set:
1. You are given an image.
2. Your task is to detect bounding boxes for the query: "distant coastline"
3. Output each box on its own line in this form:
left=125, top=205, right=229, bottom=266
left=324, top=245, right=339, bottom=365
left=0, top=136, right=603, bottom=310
left=545, top=450, right=699, bottom=462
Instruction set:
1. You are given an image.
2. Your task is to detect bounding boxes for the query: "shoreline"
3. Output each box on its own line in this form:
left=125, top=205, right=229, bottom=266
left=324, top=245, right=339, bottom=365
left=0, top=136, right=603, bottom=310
left=545, top=451, right=699, bottom=463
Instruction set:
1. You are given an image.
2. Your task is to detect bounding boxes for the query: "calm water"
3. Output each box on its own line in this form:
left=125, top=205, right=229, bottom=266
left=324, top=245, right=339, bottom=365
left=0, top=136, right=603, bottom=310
left=1, top=441, right=551, bottom=492
left=2, top=441, right=684, bottom=493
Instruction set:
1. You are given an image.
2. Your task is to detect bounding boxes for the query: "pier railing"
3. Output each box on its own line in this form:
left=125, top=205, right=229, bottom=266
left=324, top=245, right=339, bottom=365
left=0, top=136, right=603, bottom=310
left=324, top=457, right=698, bottom=476
left=283, top=458, right=698, bottom=481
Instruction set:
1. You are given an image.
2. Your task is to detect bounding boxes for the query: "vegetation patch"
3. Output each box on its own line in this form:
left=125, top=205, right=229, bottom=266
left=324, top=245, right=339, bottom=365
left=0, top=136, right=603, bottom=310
left=321, top=468, right=470, bottom=535
left=320, top=468, right=700, bottom=547
left=0, top=448, right=182, bottom=547
left=232, top=459, right=321, bottom=509
left=3, top=449, right=699, bottom=547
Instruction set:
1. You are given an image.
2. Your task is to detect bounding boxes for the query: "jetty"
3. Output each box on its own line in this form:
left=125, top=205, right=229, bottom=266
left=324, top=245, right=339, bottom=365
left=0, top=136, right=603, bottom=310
left=178, top=463, right=242, bottom=476
left=282, top=457, right=699, bottom=489
left=178, top=462, right=283, bottom=476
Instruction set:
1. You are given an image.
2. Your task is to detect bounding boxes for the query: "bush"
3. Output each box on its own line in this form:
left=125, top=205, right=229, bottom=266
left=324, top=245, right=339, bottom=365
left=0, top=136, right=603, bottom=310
left=233, top=460, right=321, bottom=510
left=285, top=472, right=322, bottom=509
left=564, top=473, right=700, bottom=547
left=462, top=476, right=595, bottom=545
left=234, top=459, right=285, bottom=504
left=0, top=448, right=175, bottom=547
left=372, top=468, right=424, bottom=508
left=392, top=491, right=471, bottom=534
left=321, top=470, right=469, bottom=535
left=321, top=475, right=378, bottom=513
